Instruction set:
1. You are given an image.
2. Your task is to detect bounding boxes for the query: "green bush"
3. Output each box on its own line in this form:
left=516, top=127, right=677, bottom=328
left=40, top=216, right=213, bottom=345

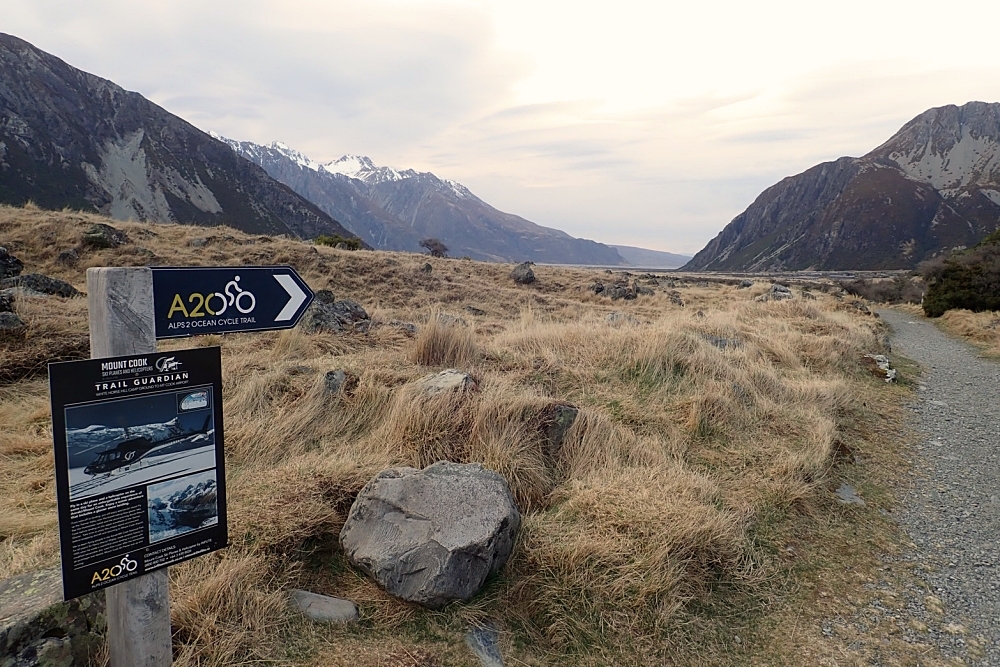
left=922, top=230, right=1000, bottom=317
left=314, top=234, right=361, bottom=250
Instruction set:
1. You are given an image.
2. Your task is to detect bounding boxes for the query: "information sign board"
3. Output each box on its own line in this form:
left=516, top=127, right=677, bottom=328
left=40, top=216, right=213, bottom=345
left=49, top=347, right=227, bottom=600
left=151, top=265, right=313, bottom=338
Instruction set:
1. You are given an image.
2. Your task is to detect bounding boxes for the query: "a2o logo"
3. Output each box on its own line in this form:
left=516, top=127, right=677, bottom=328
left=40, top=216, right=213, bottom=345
left=91, top=554, right=139, bottom=585
left=167, top=276, right=257, bottom=319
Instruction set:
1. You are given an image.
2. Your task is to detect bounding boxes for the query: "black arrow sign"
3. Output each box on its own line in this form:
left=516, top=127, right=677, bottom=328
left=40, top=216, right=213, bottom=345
left=151, top=266, right=314, bottom=339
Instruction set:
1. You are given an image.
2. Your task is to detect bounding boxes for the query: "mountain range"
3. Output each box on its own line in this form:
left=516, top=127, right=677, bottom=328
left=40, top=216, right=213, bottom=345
left=218, top=138, right=627, bottom=265
left=685, top=102, right=1000, bottom=271
left=0, top=33, right=359, bottom=241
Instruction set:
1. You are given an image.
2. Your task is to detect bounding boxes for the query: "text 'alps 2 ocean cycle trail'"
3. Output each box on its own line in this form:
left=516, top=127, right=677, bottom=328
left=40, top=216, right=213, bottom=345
left=151, top=265, right=314, bottom=338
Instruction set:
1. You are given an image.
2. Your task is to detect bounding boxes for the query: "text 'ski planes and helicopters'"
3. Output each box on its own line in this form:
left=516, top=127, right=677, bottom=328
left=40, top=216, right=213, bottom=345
left=83, top=415, right=212, bottom=476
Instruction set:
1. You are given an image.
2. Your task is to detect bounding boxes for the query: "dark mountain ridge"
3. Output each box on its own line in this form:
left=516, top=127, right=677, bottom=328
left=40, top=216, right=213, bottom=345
left=222, top=139, right=627, bottom=265
left=0, top=33, right=358, bottom=240
left=685, top=102, right=1000, bottom=271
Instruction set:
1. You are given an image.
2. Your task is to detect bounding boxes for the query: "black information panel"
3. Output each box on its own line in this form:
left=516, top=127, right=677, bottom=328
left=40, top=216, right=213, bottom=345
left=151, top=265, right=314, bottom=339
left=49, top=347, right=227, bottom=600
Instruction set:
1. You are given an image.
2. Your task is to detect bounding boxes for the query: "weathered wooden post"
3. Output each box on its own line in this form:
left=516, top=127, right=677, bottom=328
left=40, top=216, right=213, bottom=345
left=87, top=266, right=172, bottom=667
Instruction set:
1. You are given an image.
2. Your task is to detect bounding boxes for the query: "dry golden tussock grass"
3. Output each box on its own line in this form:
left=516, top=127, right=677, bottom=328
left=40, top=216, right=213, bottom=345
left=937, top=308, right=1000, bottom=358
left=0, top=205, right=919, bottom=665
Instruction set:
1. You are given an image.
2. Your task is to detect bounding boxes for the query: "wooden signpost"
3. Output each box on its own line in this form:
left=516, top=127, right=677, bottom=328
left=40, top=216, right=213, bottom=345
left=88, top=267, right=172, bottom=667
left=48, top=265, right=314, bottom=665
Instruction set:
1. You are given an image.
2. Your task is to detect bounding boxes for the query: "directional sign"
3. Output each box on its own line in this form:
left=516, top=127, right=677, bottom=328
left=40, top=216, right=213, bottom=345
left=151, top=266, right=314, bottom=339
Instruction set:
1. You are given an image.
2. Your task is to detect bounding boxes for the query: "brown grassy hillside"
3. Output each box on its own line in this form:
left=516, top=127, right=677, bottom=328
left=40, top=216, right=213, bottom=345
left=0, top=205, right=923, bottom=665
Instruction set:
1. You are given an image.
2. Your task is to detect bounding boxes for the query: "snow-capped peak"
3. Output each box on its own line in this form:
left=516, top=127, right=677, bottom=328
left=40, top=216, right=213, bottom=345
left=322, top=154, right=378, bottom=179
left=267, top=141, right=324, bottom=172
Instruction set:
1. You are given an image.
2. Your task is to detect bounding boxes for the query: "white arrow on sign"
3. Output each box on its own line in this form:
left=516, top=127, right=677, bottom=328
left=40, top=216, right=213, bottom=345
left=273, top=274, right=308, bottom=321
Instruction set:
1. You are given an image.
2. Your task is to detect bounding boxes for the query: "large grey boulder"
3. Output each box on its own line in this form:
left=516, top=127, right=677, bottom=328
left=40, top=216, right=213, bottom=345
left=0, top=312, right=25, bottom=332
left=340, top=462, right=520, bottom=609
left=0, top=247, right=24, bottom=279
left=510, top=262, right=535, bottom=285
left=0, top=569, right=106, bottom=666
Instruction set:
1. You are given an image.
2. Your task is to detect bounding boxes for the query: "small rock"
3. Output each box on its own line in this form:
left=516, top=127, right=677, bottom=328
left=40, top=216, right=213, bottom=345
left=802, top=290, right=817, bottom=300
left=189, top=237, right=209, bottom=248
left=605, top=284, right=636, bottom=300
left=466, top=622, right=505, bottom=667
left=340, top=461, right=520, bottom=609
left=590, top=282, right=605, bottom=294
left=421, top=263, right=433, bottom=273
left=606, top=312, right=640, bottom=326
left=0, top=312, right=25, bottom=331
left=464, top=306, right=486, bottom=316
left=56, top=248, right=80, bottom=265
left=81, top=223, right=129, bottom=249
left=303, top=298, right=370, bottom=334
left=701, top=334, right=742, bottom=350
left=0, top=247, right=24, bottom=278
left=323, top=369, right=358, bottom=396
left=737, top=279, right=753, bottom=289
left=769, top=284, right=793, bottom=300
left=289, top=590, right=358, bottom=623
left=387, top=320, right=418, bottom=336
left=633, top=282, right=655, bottom=296
left=415, top=369, right=478, bottom=395
left=510, top=262, right=535, bottom=285
left=335, top=242, right=348, bottom=250
left=1, top=273, right=81, bottom=298
left=0, top=291, right=12, bottom=313
left=694, top=310, right=705, bottom=319
left=850, top=300, right=872, bottom=314
left=835, top=482, right=865, bottom=506
left=667, top=290, right=684, bottom=307
left=861, top=354, right=896, bottom=383
left=541, top=403, right=579, bottom=458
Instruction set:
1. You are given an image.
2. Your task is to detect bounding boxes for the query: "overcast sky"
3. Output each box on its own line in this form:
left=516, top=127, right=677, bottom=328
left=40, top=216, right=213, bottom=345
left=7, top=1, right=1000, bottom=253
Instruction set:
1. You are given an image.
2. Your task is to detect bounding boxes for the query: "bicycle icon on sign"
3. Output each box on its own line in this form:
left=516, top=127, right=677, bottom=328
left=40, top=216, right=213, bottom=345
left=206, top=276, right=256, bottom=316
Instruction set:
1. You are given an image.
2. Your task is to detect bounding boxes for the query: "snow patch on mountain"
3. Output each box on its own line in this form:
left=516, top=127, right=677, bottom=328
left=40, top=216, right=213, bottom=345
left=890, top=129, right=1000, bottom=190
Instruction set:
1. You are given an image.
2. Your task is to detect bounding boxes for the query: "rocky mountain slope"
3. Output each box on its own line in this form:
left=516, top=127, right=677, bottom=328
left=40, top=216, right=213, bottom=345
left=0, top=33, right=358, bottom=240
left=685, top=102, right=1000, bottom=271
left=221, top=138, right=627, bottom=264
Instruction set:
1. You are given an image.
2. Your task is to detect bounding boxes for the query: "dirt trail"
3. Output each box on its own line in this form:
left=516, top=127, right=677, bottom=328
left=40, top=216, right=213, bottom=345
left=878, top=309, right=1000, bottom=664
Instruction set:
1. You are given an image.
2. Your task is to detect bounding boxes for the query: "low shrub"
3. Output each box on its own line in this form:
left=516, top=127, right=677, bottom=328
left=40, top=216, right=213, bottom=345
left=839, top=275, right=923, bottom=304
left=314, top=234, right=361, bottom=250
left=922, top=230, right=1000, bottom=317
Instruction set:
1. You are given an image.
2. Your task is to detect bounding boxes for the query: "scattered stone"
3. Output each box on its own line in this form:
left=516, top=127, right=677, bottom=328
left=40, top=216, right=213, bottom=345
left=0, top=569, right=106, bottom=666
left=0, top=291, right=12, bottom=313
left=421, top=263, right=433, bottom=273
left=81, top=223, right=129, bottom=249
left=695, top=310, right=705, bottom=319
left=701, top=334, right=743, bottom=350
left=605, top=284, right=636, bottom=300
left=303, top=297, right=371, bottom=334
left=56, top=248, right=80, bottom=265
left=862, top=354, right=897, bottom=383
left=606, top=312, right=640, bottom=326
left=323, top=369, right=358, bottom=396
left=466, top=622, right=505, bottom=667
left=770, top=284, right=793, bottom=300
left=737, top=279, right=753, bottom=289
left=341, top=461, right=520, bottom=609
left=1, top=273, right=81, bottom=298
left=0, top=247, right=24, bottom=278
left=464, top=306, right=486, bottom=316
left=189, top=237, right=209, bottom=248
left=541, top=403, right=579, bottom=458
left=667, top=290, right=684, bottom=306
left=590, top=282, right=605, bottom=294
left=801, top=290, right=817, bottom=300
left=850, top=300, right=872, bottom=315
left=414, top=368, right=478, bottom=395
left=510, top=262, right=535, bottom=285
left=387, top=320, right=418, bottom=336
left=633, top=282, right=655, bottom=296
left=436, top=313, right=469, bottom=328
left=0, top=312, right=25, bottom=331
left=835, top=482, right=865, bottom=505
left=289, top=590, right=358, bottom=623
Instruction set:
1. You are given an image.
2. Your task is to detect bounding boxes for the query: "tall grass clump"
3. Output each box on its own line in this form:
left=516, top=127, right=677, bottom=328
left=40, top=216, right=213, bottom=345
left=411, top=311, right=479, bottom=366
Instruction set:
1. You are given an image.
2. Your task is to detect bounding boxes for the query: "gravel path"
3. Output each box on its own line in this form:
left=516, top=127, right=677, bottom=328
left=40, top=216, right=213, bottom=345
left=879, top=309, right=1000, bottom=664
